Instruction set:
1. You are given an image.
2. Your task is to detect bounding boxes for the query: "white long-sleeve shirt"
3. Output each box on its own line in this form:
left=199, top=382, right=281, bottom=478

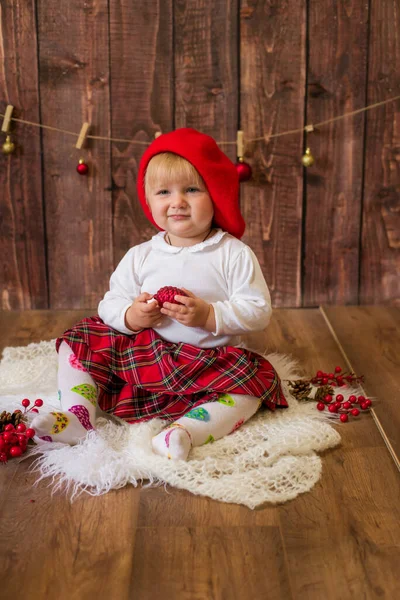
left=98, top=229, right=272, bottom=349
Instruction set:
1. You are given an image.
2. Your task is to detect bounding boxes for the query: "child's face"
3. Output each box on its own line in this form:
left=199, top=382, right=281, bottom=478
left=147, top=177, right=214, bottom=240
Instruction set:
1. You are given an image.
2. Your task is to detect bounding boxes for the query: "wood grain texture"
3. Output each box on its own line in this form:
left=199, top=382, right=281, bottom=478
left=1, top=1, right=400, bottom=309
left=0, top=309, right=90, bottom=351
left=322, top=305, right=400, bottom=466
left=279, top=446, right=400, bottom=599
left=0, top=316, right=399, bottom=596
left=303, top=0, right=368, bottom=305
left=240, top=0, right=305, bottom=307
left=360, top=0, right=400, bottom=304
left=174, top=0, right=238, bottom=161
left=0, top=0, right=48, bottom=309
left=131, top=527, right=292, bottom=599
left=0, top=465, right=141, bottom=600
left=268, top=308, right=400, bottom=599
left=110, top=0, right=173, bottom=265
left=36, top=0, right=113, bottom=309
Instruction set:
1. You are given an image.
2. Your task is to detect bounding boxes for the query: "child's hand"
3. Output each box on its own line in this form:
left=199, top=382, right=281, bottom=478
left=160, top=288, right=214, bottom=329
left=125, top=292, right=163, bottom=331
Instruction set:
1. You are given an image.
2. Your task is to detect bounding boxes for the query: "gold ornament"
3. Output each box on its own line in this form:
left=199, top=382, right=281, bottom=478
left=302, top=147, right=314, bottom=167
left=2, top=135, right=15, bottom=155
left=2, top=135, right=15, bottom=154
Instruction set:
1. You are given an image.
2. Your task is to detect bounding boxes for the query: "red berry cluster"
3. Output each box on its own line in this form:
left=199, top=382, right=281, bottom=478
left=0, top=398, right=43, bottom=464
left=312, top=366, right=371, bottom=423
left=153, top=286, right=188, bottom=308
left=311, top=365, right=364, bottom=388
left=316, top=393, right=372, bottom=422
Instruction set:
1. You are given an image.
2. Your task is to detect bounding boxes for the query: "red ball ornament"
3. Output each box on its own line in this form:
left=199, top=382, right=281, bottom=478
left=360, top=402, right=369, bottom=410
left=16, top=423, right=27, bottom=433
left=22, top=399, right=30, bottom=408
left=324, top=394, right=333, bottom=403
left=154, top=286, right=188, bottom=308
left=335, top=394, right=344, bottom=402
left=34, top=399, right=44, bottom=407
left=316, top=371, right=324, bottom=378
left=351, top=408, right=360, bottom=416
left=31, top=408, right=39, bottom=413
left=5, top=424, right=15, bottom=432
left=77, top=159, right=89, bottom=175
left=236, top=160, right=252, bottom=182
left=316, top=402, right=325, bottom=411
left=335, top=366, right=342, bottom=373
left=348, top=395, right=357, bottom=403
left=343, top=401, right=352, bottom=410
left=328, top=404, right=338, bottom=413
left=25, top=428, right=35, bottom=439
left=364, top=399, right=372, bottom=408
left=322, top=377, right=329, bottom=385
left=340, top=414, right=349, bottom=423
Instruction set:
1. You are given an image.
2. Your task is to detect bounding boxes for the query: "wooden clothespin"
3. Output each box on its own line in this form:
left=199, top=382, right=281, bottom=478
left=302, top=125, right=315, bottom=168
left=236, top=130, right=252, bottom=181
left=75, top=122, right=90, bottom=149
left=1, top=105, right=14, bottom=134
left=237, top=130, right=244, bottom=160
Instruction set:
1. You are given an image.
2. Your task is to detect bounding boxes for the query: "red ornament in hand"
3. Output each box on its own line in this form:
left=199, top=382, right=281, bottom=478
left=153, top=286, right=188, bottom=308
left=236, top=160, right=252, bottom=182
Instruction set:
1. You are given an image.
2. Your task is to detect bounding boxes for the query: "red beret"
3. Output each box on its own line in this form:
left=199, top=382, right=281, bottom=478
left=137, top=128, right=245, bottom=239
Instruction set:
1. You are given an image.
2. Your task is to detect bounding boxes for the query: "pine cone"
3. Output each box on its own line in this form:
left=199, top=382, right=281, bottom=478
left=288, top=380, right=312, bottom=400
left=0, top=410, right=25, bottom=433
left=315, top=385, right=334, bottom=402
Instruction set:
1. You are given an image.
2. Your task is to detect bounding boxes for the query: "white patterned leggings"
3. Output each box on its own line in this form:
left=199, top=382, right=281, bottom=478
left=31, top=341, right=261, bottom=460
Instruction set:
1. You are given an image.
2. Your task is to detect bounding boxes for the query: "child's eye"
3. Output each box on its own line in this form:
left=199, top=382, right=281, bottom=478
left=156, top=189, right=169, bottom=195
left=186, top=187, right=200, bottom=193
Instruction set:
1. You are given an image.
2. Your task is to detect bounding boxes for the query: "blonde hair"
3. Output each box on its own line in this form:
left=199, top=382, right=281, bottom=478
left=144, top=153, right=205, bottom=200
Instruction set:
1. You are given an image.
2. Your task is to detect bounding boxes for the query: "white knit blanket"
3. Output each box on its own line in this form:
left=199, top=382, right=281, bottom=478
left=0, top=340, right=349, bottom=508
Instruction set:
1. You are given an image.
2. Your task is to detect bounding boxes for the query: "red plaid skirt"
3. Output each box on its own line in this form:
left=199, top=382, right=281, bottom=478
left=56, top=316, right=288, bottom=423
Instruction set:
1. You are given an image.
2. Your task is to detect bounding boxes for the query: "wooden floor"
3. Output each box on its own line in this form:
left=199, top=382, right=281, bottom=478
left=0, top=307, right=399, bottom=600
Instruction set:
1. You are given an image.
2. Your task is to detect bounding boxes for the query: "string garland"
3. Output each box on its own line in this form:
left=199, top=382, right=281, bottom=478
left=1, top=94, right=399, bottom=145
left=1, top=93, right=400, bottom=177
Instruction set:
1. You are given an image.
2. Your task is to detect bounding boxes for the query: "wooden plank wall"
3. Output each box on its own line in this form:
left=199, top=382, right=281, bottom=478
left=0, top=0, right=399, bottom=310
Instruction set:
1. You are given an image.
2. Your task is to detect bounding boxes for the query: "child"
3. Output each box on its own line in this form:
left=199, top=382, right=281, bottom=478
left=32, top=128, right=288, bottom=460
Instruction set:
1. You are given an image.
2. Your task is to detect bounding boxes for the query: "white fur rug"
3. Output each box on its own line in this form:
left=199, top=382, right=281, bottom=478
left=0, top=340, right=349, bottom=508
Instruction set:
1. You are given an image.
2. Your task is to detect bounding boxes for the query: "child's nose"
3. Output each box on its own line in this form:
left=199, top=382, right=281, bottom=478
left=171, top=192, right=187, bottom=207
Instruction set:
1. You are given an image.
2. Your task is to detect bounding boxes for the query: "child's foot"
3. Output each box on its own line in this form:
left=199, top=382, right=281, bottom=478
left=31, top=406, right=94, bottom=445
left=151, top=424, right=192, bottom=460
